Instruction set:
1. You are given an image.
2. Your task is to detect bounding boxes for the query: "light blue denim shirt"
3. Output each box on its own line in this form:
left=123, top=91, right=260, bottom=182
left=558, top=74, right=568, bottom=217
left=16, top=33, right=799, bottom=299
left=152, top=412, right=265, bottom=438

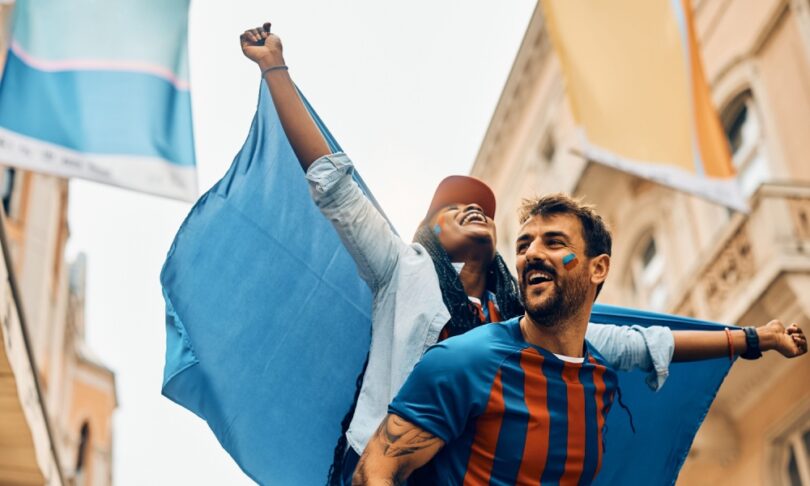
left=306, top=153, right=674, bottom=454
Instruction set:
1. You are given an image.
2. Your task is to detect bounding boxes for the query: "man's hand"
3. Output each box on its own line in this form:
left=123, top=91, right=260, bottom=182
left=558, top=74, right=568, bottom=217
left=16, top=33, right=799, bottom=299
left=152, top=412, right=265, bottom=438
left=240, top=22, right=284, bottom=70
left=760, top=320, right=807, bottom=358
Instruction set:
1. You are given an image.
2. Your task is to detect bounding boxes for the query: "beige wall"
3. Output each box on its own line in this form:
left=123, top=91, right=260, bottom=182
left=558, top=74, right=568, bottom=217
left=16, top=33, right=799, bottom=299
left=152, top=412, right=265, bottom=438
left=472, top=1, right=810, bottom=484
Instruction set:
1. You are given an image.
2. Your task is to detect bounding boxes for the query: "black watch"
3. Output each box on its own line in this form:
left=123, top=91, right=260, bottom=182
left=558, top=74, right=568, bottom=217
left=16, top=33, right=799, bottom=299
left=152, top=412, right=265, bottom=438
left=740, top=326, right=763, bottom=360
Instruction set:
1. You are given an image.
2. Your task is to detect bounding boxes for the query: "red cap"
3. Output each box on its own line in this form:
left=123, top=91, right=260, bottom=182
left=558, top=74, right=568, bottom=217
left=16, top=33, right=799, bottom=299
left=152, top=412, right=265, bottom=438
left=425, top=175, right=496, bottom=220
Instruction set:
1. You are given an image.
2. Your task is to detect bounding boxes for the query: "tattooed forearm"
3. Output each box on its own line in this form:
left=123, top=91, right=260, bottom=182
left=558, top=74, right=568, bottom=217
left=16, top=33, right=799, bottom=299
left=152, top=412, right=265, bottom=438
left=352, top=455, right=403, bottom=486
left=353, top=414, right=443, bottom=485
left=376, top=415, right=442, bottom=458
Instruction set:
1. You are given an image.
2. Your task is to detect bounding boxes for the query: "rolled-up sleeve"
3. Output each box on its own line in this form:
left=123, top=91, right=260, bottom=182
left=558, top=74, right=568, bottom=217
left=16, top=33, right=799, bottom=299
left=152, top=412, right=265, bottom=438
left=585, top=323, right=675, bottom=391
left=306, top=153, right=404, bottom=290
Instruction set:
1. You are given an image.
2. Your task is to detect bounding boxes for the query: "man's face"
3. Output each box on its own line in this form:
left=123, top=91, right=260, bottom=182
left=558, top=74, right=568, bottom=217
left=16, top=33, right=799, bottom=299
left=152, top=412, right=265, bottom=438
left=515, top=213, right=599, bottom=326
left=431, top=203, right=497, bottom=260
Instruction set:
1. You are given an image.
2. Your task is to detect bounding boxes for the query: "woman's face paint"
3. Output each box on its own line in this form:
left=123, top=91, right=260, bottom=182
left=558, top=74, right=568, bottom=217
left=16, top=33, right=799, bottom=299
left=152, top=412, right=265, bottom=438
left=562, top=252, right=579, bottom=271
left=434, top=214, right=447, bottom=235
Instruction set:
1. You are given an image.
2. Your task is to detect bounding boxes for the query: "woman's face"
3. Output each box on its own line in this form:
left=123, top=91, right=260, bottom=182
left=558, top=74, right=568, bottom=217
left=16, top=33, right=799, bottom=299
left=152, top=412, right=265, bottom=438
left=430, top=203, right=497, bottom=262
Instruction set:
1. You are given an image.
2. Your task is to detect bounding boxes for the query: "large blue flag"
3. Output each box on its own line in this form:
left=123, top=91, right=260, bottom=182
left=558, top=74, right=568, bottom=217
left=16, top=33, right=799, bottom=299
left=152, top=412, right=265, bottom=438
left=0, top=0, right=196, bottom=201
left=160, top=85, right=733, bottom=485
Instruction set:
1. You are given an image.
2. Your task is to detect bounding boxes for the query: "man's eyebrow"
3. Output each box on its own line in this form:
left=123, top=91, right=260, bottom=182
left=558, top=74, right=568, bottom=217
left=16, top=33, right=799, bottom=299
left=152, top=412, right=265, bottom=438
left=516, top=233, right=532, bottom=243
left=543, top=230, right=571, bottom=242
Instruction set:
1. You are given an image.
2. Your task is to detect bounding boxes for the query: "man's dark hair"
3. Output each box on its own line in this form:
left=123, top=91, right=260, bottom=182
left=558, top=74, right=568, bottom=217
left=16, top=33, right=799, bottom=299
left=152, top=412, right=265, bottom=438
left=326, top=220, right=523, bottom=484
left=519, top=193, right=612, bottom=296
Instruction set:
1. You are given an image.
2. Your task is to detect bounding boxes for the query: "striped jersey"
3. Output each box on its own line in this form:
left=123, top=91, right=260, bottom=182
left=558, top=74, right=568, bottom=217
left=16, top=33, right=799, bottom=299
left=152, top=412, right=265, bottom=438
left=389, top=316, right=618, bottom=485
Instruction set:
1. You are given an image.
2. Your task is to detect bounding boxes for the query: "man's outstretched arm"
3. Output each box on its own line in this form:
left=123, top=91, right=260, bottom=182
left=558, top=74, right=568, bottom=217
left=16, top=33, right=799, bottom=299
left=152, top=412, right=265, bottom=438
left=240, top=23, right=331, bottom=170
left=673, top=320, right=806, bottom=361
left=353, top=414, right=444, bottom=485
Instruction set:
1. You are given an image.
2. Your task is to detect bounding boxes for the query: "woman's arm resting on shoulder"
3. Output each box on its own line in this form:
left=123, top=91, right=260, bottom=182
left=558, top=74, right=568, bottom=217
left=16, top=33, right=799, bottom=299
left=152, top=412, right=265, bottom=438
left=673, top=320, right=807, bottom=361
left=352, top=414, right=444, bottom=486
left=240, top=23, right=330, bottom=170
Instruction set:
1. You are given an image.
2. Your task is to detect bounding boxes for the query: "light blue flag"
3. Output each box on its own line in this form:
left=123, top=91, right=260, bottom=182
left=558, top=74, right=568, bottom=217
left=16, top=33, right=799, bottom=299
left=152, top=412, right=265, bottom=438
left=161, top=85, right=733, bottom=485
left=0, top=0, right=196, bottom=201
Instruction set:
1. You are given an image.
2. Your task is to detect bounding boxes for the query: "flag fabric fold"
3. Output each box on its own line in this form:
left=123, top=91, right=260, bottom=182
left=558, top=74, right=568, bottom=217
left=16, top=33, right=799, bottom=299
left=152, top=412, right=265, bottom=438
left=542, top=0, right=745, bottom=211
left=0, top=0, right=197, bottom=200
left=160, top=85, right=732, bottom=485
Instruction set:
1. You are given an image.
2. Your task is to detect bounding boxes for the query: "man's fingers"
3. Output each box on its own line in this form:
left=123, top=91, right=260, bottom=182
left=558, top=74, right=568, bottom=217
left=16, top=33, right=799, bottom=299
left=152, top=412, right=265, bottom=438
left=792, top=334, right=807, bottom=353
left=263, top=22, right=272, bottom=33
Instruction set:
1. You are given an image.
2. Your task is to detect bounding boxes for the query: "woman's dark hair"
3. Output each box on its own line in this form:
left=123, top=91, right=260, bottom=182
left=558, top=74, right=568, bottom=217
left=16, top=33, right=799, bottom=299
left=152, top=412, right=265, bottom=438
left=412, top=222, right=523, bottom=336
left=326, top=219, right=523, bottom=484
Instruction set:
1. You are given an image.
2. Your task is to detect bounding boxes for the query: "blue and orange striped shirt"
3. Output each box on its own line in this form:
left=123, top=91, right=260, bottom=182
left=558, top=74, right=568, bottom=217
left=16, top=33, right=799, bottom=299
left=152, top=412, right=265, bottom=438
left=389, top=316, right=618, bottom=485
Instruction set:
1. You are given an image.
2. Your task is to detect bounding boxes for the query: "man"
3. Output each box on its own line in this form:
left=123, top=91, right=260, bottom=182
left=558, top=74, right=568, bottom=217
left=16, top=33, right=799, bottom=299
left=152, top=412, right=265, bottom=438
left=355, top=195, right=807, bottom=485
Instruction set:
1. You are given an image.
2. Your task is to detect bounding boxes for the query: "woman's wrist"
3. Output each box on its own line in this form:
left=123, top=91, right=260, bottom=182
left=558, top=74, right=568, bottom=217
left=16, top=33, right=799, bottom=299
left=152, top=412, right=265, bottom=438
left=258, top=54, right=286, bottom=72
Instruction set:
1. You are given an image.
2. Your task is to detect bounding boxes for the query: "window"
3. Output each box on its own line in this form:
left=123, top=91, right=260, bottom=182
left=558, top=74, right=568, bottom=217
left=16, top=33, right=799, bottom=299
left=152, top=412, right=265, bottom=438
left=540, top=134, right=556, bottom=166
left=722, top=91, right=769, bottom=197
left=0, top=167, right=15, bottom=215
left=775, top=417, right=810, bottom=485
left=630, top=234, right=668, bottom=310
left=75, top=422, right=90, bottom=475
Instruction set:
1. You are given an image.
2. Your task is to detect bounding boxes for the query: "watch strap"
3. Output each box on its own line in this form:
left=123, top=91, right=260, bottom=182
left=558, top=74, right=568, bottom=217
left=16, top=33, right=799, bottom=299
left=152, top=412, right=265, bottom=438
left=740, top=326, right=763, bottom=360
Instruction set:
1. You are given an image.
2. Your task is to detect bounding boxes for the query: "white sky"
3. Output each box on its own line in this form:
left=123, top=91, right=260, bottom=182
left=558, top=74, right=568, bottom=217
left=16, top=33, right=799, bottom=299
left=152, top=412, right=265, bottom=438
left=66, top=1, right=535, bottom=484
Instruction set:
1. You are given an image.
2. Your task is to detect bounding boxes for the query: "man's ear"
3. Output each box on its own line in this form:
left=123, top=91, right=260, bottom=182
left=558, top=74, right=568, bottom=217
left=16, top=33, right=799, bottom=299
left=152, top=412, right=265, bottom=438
left=590, top=254, right=610, bottom=286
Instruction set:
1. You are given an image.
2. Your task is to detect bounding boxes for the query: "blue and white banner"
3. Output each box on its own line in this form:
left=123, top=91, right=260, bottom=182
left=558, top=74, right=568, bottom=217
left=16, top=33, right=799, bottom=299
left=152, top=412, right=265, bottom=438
left=0, top=0, right=196, bottom=201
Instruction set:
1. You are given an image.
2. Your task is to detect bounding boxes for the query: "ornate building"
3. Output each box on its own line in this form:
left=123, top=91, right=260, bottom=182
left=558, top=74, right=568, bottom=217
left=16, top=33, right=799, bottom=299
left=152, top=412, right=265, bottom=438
left=0, top=2, right=116, bottom=485
left=471, top=1, right=810, bottom=484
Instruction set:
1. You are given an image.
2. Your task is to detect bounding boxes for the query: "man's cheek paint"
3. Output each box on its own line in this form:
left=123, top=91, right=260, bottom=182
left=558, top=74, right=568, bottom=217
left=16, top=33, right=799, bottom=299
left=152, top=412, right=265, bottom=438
left=563, top=252, right=579, bottom=271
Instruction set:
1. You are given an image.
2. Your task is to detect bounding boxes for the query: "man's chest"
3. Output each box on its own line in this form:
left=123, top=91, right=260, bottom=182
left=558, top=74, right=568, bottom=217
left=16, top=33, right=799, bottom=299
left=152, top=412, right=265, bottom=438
left=456, top=350, right=616, bottom=484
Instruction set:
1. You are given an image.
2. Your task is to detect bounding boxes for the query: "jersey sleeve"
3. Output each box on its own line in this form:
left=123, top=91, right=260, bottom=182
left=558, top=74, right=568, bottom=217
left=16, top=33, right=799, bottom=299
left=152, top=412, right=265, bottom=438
left=388, top=339, right=490, bottom=443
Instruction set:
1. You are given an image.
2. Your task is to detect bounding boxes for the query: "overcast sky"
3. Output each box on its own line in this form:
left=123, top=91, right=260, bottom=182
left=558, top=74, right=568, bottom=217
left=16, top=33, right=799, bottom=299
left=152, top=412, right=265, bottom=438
left=65, top=1, right=535, bottom=484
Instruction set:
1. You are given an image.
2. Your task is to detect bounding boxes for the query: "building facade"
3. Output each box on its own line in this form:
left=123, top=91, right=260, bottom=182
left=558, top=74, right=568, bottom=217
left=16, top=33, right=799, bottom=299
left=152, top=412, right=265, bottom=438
left=0, top=2, right=116, bottom=485
left=471, top=1, right=810, bottom=484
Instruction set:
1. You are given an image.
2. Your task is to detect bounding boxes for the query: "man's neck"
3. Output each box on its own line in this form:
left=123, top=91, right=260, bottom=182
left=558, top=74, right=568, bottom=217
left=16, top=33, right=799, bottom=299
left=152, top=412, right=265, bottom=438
left=519, top=306, right=592, bottom=357
left=457, top=258, right=489, bottom=299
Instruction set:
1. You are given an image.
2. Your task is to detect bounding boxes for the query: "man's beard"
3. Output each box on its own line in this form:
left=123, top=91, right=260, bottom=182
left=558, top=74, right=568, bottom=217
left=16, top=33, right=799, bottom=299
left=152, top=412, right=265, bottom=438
left=519, top=267, right=589, bottom=327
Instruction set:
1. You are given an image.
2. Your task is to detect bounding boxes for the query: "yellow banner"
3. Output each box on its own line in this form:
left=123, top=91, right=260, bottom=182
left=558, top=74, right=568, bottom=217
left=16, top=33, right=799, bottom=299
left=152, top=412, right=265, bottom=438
left=543, top=0, right=745, bottom=210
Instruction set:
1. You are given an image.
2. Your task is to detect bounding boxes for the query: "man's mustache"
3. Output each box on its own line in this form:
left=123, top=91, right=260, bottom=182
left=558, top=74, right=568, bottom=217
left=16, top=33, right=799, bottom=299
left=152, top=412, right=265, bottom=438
left=522, top=260, right=557, bottom=283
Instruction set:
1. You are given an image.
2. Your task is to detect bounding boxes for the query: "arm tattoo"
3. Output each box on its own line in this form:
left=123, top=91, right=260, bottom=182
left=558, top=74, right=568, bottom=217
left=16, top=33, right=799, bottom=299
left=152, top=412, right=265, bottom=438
left=376, top=415, right=441, bottom=458
left=353, top=415, right=442, bottom=485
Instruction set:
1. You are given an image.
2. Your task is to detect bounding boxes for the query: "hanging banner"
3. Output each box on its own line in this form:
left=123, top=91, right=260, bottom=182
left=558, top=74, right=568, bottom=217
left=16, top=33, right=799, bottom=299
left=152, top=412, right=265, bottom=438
left=0, top=0, right=196, bottom=201
left=543, top=0, right=746, bottom=211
